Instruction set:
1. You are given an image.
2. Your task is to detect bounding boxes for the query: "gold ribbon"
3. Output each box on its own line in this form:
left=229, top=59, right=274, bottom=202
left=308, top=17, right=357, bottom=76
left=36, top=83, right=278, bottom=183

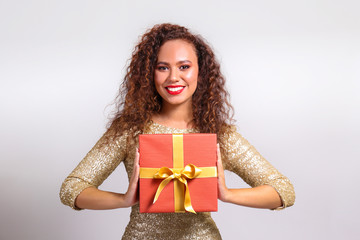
left=153, top=164, right=201, bottom=213
left=139, top=134, right=217, bottom=213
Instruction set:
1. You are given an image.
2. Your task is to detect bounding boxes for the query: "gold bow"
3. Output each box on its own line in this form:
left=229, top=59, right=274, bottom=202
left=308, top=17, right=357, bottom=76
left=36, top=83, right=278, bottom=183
left=153, top=164, right=202, bottom=214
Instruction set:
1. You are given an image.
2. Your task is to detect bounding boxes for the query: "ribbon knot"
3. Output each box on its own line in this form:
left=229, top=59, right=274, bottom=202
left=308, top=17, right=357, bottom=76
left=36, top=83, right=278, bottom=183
left=152, top=164, right=202, bottom=213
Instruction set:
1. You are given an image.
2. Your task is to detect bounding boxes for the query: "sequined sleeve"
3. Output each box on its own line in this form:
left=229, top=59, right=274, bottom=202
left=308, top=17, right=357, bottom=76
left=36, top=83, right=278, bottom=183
left=221, top=128, right=295, bottom=209
left=59, top=131, right=127, bottom=210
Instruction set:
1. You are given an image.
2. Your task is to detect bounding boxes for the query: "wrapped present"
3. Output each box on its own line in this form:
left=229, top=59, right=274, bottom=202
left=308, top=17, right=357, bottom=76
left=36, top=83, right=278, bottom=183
left=139, top=133, right=218, bottom=213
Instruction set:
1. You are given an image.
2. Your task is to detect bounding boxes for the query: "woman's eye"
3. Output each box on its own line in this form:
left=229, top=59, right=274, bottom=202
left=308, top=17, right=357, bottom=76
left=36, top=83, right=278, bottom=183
left=180, top=65, right=190, bottom=70
left=157, top=66, right=168, bottom=71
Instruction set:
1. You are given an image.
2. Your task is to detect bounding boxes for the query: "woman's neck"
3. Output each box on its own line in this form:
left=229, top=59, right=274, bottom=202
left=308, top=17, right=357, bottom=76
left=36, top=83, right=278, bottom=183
left=152, top=102, right=194, bottom=129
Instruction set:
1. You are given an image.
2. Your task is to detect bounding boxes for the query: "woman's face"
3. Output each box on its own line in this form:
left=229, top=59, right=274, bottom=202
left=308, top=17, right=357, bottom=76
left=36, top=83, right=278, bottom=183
left=154, top=39, right=198, bottom=108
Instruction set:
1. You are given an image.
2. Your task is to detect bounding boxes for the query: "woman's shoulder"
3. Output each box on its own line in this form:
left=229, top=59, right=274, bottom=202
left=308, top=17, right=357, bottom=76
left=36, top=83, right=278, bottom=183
left=95, top=126, right=131, bottom=151
left=219, top=125, right=250, bottom=150
left=220, top=124, right=241, bottom=138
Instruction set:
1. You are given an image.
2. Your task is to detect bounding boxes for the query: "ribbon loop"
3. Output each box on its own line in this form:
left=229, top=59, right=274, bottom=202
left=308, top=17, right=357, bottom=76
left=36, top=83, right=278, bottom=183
left=154, top=167, right=174, bottom=179
left=181, top=164, right=202, bottom=179
left=152, top=164, right=202, bottom=213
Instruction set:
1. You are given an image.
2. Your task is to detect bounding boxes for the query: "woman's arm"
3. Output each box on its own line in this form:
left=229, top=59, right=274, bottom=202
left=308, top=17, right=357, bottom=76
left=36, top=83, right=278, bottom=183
left=217, top=145, right=282, bottom=209
left=218, top=129, right=295, bottom=210
left=74, top=150, right=140, bottom=210
left=60, top=130, right=131, bottom=210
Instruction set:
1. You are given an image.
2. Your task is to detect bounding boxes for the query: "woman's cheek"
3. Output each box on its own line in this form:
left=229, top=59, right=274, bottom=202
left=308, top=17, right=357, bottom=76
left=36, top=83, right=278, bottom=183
left=185, top=69, right=198, bottom=81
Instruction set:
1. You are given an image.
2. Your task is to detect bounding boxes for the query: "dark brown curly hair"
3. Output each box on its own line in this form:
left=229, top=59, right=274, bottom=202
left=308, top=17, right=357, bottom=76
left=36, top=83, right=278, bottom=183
left=107, top=23, right=234, bottom=145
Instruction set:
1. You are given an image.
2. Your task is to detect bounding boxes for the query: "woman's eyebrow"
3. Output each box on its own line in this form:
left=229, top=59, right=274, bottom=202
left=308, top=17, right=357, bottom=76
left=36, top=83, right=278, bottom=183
left=156, top=60, right=192, bottom=65
left=177, top=60, right=192, bottom=64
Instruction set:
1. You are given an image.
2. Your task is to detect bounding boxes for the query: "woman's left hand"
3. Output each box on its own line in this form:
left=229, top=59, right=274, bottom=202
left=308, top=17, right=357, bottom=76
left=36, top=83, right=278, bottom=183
left=217, top=144, right=230, bottom=202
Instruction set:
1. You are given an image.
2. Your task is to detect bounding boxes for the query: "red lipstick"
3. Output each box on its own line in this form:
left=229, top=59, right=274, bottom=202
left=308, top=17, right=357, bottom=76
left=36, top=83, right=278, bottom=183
left=165, top=85, right=185, bottom=95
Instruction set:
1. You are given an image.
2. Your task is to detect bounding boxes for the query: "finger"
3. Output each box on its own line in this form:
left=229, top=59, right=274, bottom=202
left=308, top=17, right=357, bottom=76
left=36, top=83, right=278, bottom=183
left=132, top=150, right=140, bottom=202
left=216, top=146, right=226, bottom=188
left=216, top=144, right=224, bottom=177
left=129, top=149, right=140, bottom=187
left=134, top=148, right=140, bottom=166
left=216, top=144, right=222, bottom=162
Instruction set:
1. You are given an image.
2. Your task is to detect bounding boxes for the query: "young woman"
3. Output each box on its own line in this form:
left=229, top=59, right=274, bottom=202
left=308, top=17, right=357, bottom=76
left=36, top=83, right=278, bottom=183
left=60, top=23, right=295, bottom=239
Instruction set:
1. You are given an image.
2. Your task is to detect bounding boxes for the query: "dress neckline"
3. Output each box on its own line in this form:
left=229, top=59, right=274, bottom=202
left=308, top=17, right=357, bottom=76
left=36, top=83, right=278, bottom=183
left=149, top=121, right=197, bottom=133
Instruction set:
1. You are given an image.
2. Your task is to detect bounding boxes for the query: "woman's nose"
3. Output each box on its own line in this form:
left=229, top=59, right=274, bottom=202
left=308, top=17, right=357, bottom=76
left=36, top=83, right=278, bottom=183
left=168, top=68, right=180, bottom=82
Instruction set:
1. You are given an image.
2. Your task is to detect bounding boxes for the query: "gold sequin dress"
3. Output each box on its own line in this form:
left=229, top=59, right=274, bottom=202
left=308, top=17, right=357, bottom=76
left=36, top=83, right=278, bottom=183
left=60, top=122, right=295, bottom=240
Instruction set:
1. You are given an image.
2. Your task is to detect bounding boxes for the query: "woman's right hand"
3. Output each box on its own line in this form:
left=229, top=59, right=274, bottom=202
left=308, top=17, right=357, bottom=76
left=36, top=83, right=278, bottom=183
left=123, top=148, right=140, bottom=207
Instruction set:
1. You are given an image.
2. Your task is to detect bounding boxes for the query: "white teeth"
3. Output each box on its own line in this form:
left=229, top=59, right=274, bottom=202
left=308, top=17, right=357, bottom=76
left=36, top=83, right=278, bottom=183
left=167, top=87, right=184, bottom=92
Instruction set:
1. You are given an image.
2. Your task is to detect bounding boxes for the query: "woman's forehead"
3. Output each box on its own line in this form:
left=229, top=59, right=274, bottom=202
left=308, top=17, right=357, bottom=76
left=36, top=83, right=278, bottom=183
left=157, top=39, right=197, bottom=63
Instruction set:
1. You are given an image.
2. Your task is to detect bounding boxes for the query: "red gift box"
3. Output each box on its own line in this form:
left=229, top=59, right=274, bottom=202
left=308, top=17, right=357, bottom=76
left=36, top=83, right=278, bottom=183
left=139, top=133, right=218, bottom=213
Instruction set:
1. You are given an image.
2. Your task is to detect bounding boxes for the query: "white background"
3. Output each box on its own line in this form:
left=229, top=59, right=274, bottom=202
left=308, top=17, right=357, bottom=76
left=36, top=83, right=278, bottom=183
left=1, top=0, right=359, bottom=239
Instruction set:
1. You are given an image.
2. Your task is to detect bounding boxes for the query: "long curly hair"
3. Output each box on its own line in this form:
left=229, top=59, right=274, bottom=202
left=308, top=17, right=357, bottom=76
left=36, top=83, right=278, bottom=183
left=107, top=23, right=234, bottom=145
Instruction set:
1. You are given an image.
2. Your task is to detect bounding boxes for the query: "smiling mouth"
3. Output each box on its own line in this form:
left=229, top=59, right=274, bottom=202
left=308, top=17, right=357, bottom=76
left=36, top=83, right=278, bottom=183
left=165, top=86, right=185, bottom=95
